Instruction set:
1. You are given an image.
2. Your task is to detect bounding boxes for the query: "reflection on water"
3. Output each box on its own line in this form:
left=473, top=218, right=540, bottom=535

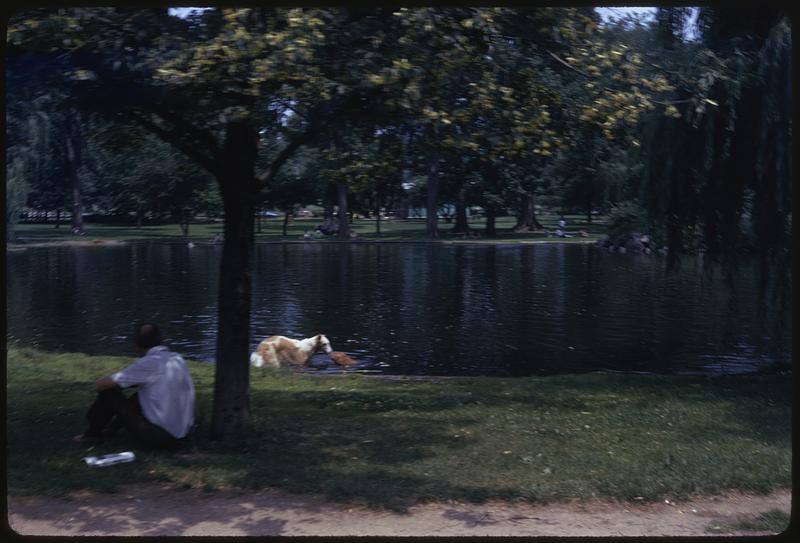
left=6, top=242, right=792, bottom=376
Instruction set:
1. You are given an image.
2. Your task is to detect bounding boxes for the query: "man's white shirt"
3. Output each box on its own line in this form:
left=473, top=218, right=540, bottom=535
left=111, top=346, right=195, bottom=438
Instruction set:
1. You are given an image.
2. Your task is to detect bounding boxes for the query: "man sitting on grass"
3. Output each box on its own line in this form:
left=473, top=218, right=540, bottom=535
left=74, top=323, right=195, bottom=450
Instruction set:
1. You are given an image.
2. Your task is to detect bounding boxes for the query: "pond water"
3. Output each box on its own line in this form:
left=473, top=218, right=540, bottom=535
left=7, top=242, right=791, bottom=376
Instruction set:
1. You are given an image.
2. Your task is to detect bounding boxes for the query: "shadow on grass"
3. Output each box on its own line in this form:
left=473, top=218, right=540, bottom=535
left=183, top=377, right=791, bottom=509
left=202, top=386, right=497, bottom=510
left=7, top=381, right=476, bottom=509
left=6, top=358, right=791, bottom=511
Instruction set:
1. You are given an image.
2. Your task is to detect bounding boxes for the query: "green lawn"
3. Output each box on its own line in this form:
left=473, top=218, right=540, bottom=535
left=6, top=347, right=791, bottom=511
left=10, top=212, right=608, bottom=244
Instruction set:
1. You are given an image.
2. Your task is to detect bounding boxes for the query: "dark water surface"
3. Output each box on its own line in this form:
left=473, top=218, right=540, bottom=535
left=7, top=243, right=791, bottom=376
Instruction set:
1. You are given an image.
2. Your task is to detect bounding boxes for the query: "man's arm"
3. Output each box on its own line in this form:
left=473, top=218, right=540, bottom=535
left=95, top=377, right=119, bottom=392
left=105, top=356, right=155, bottom=391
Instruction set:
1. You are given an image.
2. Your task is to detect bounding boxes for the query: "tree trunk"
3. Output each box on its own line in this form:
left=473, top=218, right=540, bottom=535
left=65, top=122, right=83, bottom=235
left=513, top=192, right=545, bottom=232
left=180, top=209, right=191, bottom=237
left=452, top=186, right=470, bottom=234
left=397, top=198, right=409, bottom=221
left=210, top=121, right=258, bottom=446
left=282, top=212, right=290, bottom=237
left=375, top=203, right=381, bottom=236
left=136, top=207, right=144, bottom=229
left=256, top=211, right=262, bottom=233
left=337, top=181, right=349, bottom=239
left=54, top=209, right=61, bottom=229
left=426, top=155, right=439, bottom=239
left=485, top=208, right=497, bottom=237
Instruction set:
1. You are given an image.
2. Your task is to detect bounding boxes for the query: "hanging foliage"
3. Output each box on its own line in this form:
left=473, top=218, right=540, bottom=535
left=641, top=9, right=791, bottom=267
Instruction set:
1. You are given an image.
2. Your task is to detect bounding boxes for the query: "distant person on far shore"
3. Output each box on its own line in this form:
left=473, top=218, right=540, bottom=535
left=73, top=323, right=195, bottom=450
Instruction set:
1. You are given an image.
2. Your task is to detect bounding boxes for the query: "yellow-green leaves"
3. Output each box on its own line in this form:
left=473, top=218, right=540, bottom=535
left=665, top=104, right=682, bottom=118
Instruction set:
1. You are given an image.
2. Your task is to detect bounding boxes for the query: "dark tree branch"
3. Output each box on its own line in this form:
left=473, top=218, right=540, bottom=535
left=652, top=98, right=694, bottom=105
left=548, top=51, right=591, bottom=77
left=58, top=48, right=226, bottom=177
left=150, top=103, right=223, bottom=163
left=127, top=110, right=221, bottom=178
left=647, top=61, right=683, bottom=77
left=256, top=126, right=319, bottom=188
left=256, top=85, right=383, bottom=188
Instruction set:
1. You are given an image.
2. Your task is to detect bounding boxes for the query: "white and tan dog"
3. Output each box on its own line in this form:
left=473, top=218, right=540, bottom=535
left=250, top=334, right=333, bottom=368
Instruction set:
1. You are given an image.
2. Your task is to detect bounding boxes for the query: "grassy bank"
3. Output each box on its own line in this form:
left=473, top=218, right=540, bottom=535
left=9, top=213, right=607, bottom=244
left=6, top=347, right=791, bottom=510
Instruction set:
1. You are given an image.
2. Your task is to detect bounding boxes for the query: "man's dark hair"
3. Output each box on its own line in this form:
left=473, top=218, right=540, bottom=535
left=134, top=323, right=163, bottom=349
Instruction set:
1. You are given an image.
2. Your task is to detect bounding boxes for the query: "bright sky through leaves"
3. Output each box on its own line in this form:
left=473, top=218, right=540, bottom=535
left=595, top=6, right=657, bottom=23
left=168, top=7, right=660, bottom=22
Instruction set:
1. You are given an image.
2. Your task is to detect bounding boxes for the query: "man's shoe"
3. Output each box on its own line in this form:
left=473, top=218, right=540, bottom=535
left=72, top=432, right=103, bottom=444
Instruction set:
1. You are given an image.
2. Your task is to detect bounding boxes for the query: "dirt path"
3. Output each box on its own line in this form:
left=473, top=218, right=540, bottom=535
left=7, top=485, right=790, bottom=536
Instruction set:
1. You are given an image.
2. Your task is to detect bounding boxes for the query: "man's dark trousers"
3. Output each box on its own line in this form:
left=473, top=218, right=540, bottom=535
left=85, top=388, right=181, bottom=450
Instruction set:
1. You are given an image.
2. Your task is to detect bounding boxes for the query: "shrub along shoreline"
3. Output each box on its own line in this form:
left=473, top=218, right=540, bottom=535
left=6, top=347, right=791, bottom=511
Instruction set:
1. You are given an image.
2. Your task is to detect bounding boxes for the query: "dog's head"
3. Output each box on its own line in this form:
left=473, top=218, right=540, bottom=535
left=315, top=334, right=333, bottom=353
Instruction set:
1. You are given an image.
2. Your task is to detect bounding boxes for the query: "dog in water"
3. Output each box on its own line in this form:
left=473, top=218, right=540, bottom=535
left=250, top=334, right=333, bottom=368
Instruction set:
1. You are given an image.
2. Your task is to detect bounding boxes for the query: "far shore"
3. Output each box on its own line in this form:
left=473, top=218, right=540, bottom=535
left=7, top=214, right=610, bottom=248
left=7, top=239, right=128, bottom=249
left=7, top=236, right=598, bottom=249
